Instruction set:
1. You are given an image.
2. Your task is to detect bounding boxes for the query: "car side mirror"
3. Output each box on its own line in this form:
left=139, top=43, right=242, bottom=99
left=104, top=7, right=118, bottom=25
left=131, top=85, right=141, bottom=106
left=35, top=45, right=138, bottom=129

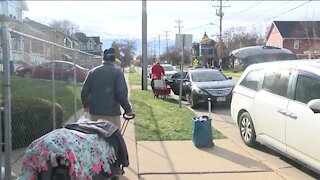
left=308, top=99, right=320, bottom=113
left=228, top=77, right=232, bottom=80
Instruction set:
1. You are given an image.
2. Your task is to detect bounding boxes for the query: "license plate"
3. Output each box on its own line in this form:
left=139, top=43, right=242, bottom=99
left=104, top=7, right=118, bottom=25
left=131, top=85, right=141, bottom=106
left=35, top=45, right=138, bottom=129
left=217, top=96, right=226, bottom=102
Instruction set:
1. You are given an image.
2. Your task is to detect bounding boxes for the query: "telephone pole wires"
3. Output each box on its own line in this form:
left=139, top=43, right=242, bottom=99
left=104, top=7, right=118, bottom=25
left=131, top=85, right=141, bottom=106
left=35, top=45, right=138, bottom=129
left=213, top=0, right=229, bottom=63
left=163, top=30, right=169, bottom=53
left=158, top=34, right=161, bottom=59
left=175, top=19, right=183, bottom=34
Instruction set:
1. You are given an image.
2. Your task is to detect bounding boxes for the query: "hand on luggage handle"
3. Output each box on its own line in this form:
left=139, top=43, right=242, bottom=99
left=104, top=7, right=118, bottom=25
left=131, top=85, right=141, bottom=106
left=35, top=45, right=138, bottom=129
left=123, top=113, right=135, bottom=120
left=121, top=113, right=135, bottom=135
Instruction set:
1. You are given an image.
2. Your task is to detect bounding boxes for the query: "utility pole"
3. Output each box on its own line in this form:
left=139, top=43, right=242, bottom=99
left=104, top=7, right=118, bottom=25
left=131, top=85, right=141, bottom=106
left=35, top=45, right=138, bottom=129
left=158, top=34, right=161, bottom=59
left=142, top=0, right=147, bottom=90
left=213, top=0, right=229, bottom=63
left=164, top=30, right=169, bottom=52
left=175, top=19, right=183, bottom=34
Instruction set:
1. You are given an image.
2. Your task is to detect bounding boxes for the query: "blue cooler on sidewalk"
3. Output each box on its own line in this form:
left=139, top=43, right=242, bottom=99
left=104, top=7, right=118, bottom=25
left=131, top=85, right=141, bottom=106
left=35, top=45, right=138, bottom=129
left=192, top=115, right=214, bottom=147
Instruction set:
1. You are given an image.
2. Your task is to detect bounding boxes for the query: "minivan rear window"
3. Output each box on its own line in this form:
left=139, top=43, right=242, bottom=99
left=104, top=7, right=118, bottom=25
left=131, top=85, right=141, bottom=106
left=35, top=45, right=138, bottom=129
left=295, top=75, right=320, bottom=104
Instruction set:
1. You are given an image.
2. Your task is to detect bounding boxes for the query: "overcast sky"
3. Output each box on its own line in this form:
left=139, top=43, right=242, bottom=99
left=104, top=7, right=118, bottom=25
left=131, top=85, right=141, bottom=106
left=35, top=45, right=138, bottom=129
left=24, top=1, right=320, bottom=49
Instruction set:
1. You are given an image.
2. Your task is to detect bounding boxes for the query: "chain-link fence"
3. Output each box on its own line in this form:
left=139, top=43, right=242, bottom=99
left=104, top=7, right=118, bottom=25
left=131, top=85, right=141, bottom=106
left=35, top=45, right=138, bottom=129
left=0, top=21, right=101, bottom=179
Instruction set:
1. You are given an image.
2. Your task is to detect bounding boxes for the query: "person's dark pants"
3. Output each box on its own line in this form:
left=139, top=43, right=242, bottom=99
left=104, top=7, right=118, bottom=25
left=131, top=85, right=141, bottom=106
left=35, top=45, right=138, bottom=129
left=151, top=79, right=155, bottom=94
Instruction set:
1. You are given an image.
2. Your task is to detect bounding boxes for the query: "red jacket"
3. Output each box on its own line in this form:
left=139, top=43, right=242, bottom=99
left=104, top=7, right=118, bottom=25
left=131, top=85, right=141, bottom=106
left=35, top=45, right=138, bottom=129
left=151, top=64, right=165, bottom=80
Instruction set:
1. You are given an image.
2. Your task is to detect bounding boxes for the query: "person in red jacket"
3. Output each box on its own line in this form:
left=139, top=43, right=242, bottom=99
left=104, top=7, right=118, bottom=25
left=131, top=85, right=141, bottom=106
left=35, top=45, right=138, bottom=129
left=151, top=61, right=165, bottom=95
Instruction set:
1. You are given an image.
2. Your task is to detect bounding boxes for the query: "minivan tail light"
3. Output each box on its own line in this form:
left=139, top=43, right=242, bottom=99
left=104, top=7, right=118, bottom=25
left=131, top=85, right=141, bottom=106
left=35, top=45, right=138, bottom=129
left=232, top=90, right=235, bottom=96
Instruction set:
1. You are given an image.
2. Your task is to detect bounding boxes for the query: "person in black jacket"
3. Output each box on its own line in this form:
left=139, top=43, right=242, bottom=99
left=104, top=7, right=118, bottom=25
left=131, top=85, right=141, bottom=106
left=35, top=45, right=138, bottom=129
left=81, top=47, right=134, bottom=128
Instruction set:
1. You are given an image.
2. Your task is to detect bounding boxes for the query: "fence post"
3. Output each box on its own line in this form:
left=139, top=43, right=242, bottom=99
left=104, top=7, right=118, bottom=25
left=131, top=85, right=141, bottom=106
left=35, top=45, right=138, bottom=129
left=73, top=49, right=77, bottom=122
left=51, top=44, right=56, bottom=129
left=1, top=22, right=13, bottom=180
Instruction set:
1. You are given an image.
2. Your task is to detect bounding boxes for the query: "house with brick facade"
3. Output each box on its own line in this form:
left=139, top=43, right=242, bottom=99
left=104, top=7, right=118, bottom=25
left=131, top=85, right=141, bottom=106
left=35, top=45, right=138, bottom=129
left=265, top=21, right=320, bottom=59
left=22, top=17, right=101, bottom=69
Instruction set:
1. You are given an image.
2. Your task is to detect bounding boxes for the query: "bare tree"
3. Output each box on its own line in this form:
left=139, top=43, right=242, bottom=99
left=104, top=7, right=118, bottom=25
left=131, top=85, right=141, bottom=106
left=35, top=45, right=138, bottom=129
left=112, top=39, right=137, bottom=67
left=223, top=26, right=261, bottom=56
left=49, top=19, right=80, bottom=35
left=160, top=45, right=192, bottom=65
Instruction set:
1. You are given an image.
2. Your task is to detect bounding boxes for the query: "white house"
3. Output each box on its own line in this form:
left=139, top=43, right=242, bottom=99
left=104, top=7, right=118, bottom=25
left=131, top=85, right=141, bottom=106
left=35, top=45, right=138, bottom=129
left=0, top=0, right=28, bottom=22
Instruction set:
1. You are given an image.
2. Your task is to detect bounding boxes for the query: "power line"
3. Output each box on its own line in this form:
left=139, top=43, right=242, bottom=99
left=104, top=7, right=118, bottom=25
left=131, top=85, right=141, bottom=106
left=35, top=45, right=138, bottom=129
left=265, top=0, right=312, bottom=21
left=225, top=1, right=299, bottom=27
left=242, top=0, right=312, bottom=30
left=213, top=0, right=229, bottom=61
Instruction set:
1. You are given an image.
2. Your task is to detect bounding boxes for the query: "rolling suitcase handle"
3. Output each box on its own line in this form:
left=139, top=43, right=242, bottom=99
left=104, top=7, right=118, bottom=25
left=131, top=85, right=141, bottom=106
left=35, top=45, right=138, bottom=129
left=121, top=113, right=135, bottom=135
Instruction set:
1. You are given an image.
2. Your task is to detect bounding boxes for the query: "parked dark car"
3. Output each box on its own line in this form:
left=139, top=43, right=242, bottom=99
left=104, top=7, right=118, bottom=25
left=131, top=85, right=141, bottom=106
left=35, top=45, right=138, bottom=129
left=167, top=72, right=187, bottom=95
left=182, top=68, right=234, bottom=108
left=15, top=60, right=89, bottom=83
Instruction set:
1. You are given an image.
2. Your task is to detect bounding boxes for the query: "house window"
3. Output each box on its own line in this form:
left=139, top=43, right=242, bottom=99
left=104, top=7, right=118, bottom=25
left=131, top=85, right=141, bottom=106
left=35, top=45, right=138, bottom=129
left=294, top=40, right=299, bottom=49
left=89, top=43, right=93, bottom=50
left=64, top=38, right=72, bottom=48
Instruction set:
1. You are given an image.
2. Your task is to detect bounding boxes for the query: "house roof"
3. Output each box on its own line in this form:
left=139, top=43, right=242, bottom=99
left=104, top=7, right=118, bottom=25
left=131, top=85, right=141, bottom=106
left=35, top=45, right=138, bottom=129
left=74, top=33, right=102, bottom=44
left=0, top=15, right=45, bottom=39
left=74, top=32, right=89, bottom=43
left=23, top=17, right=51, bottom=30
left=274, top=21, right=320, bottom=39
left=92, top=36, right=102, bottom=44
left=200, top=31, right=216, bottom=46
left=23, top=17, right=79, bottom=42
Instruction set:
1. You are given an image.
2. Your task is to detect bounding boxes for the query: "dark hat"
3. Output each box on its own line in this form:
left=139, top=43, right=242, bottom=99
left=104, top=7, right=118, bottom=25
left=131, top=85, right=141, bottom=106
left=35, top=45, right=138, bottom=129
left=103, top=47, right=116, bottom=61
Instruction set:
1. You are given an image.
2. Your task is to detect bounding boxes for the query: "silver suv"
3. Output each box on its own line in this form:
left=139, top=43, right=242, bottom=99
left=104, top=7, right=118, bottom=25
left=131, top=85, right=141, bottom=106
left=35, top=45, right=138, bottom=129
left=231, top=60, right=320, bottom=174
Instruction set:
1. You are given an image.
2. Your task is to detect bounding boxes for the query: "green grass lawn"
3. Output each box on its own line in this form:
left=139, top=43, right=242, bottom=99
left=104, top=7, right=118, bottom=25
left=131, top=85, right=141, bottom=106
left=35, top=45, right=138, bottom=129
left=129, top=73, right=150, bottom=86
left=222, top=69, right=243, bottom=78
left=130, top=88, right=226, bottom=141
left=128, top=73, right=142, bottom=85
left=0, top=74, right=82, bottom=122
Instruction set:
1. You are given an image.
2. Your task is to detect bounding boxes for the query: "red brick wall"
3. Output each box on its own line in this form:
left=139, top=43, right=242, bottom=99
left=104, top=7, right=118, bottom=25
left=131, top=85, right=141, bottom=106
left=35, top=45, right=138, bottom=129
left=283, top=39, right=320, bottom=59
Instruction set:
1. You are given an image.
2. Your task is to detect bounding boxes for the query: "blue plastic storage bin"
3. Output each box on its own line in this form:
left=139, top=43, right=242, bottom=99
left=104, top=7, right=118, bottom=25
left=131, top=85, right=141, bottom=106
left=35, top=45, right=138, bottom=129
left=192, top=115, right=213, bottom=147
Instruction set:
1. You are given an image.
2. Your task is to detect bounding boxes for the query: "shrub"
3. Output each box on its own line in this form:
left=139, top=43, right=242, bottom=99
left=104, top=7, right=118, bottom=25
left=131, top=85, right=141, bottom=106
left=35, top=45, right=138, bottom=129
left=129, top=66, right=136, bottom=73
left=1, top=96, right=63, bottom=149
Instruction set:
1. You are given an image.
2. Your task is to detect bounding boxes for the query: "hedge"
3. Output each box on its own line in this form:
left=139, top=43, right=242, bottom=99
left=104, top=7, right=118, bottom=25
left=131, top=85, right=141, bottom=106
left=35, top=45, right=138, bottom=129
left=1, top=96, right=63, bottom=149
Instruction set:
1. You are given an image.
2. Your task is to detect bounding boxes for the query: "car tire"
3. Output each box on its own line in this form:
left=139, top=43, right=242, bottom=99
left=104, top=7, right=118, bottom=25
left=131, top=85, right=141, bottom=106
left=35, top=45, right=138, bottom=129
left=239, top=112, right=257, bottom=147
left=22, top=71, right=32, bottom=79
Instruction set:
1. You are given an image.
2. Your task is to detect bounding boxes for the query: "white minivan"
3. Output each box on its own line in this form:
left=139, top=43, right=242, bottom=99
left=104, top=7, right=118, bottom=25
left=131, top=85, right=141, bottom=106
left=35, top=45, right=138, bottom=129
left=231, top=60, right=320, bottom=174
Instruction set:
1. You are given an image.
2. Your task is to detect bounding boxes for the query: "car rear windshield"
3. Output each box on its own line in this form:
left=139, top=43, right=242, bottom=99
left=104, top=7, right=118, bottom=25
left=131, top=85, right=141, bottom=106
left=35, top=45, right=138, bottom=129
left=191, top=71, right=226, bottom=82
left=247, top=53, right=297, bottom=63
left=163, top=66, right=175, bottom=71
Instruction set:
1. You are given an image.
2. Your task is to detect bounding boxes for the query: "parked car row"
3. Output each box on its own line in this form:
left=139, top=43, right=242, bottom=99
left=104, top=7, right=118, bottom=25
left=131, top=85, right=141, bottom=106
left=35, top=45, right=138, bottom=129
left=15, top=60, right=89, bottom=83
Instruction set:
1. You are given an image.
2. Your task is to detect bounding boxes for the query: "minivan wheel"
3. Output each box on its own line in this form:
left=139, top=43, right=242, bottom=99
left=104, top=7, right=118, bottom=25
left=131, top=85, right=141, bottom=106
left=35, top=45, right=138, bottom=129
left=239, top=112, right=257, bottom=147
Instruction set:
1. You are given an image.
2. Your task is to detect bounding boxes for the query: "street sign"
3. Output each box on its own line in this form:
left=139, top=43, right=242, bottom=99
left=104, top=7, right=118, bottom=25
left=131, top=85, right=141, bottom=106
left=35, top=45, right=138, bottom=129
left=175, top=34, right=193, bottom=48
